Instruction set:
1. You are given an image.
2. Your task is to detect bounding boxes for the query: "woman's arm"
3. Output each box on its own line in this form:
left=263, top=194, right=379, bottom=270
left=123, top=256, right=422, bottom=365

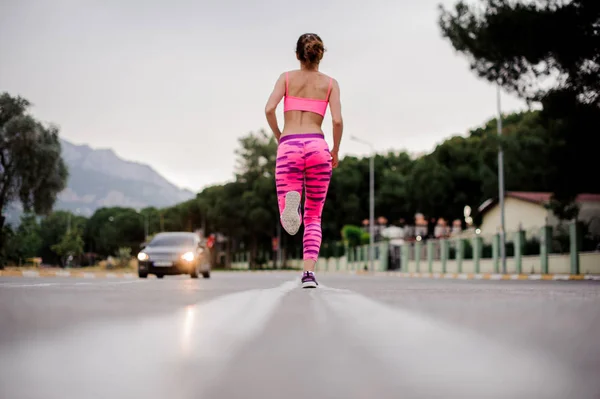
left=329, top=79, right=343, bottom=153
left=265, top=73, right=286, bottom=141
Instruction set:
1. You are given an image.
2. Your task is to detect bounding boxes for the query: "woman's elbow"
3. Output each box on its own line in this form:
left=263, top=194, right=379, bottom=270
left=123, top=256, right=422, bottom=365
left=332, top=117, right=343, bottom=127
left=265, top=104, right=276, bottom=115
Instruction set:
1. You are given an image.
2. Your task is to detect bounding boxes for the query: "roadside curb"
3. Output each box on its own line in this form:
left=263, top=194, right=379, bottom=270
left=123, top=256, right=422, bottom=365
left=0, top=270, right=137, bottom=279
left=0, top=269, right=296, bottom=279
left=354, top=271, right=600, bottom=281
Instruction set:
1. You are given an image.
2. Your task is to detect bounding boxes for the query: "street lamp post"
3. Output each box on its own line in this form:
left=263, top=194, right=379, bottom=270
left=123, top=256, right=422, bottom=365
left=144, top=213, right=149, bottom=240
left=497, top=85, right=507, bottom=274
left=67, top=208, right=81, bottom=234
left=136, top=208, right=149, bottom=241
left=350, top=135, right=375, bottom=273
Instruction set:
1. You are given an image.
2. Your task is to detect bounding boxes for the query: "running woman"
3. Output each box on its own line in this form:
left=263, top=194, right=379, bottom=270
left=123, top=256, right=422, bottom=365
left=264, top=33, right=343, bottom=288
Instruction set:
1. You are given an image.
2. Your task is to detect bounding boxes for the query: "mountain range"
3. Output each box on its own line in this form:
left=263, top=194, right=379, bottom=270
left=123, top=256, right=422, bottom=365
left=3, top=139, right=195, bottom=224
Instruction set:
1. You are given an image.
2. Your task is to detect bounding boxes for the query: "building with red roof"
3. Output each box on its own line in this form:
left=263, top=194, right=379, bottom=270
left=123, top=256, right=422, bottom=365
left=477, top=192, right=600, bottom=236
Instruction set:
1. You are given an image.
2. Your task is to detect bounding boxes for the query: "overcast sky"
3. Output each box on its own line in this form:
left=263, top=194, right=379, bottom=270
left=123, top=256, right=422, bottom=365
left=0, top=0, right=527, bottom=191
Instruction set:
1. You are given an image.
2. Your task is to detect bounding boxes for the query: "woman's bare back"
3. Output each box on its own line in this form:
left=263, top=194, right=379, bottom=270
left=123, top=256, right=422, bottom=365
left=283, top=70, right=333, bottom=135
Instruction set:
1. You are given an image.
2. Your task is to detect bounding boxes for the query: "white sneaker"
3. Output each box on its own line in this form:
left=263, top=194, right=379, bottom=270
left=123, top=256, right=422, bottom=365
left=301, top=271, right=318, bottom=288
left=280, top=191, right=301, bottom=235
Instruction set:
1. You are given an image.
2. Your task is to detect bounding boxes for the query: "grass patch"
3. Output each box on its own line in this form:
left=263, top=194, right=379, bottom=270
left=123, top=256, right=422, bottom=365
left=3, top=259, right=137, bottom=273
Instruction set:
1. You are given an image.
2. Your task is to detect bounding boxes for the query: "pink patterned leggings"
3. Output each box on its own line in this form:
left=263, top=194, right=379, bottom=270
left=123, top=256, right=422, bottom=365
left=275, top=133, right=332, bottom=261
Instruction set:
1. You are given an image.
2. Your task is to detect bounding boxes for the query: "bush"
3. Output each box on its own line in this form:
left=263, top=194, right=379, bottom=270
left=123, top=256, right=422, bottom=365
left=116, top=247, right=132, bottom=268
left=341, top=225, right=364, bottom=247
left=360, top=232, right=370, bottom=245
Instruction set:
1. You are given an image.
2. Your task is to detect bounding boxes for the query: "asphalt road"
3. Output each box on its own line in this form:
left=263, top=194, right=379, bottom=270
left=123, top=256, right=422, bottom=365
left=1, top=272, right=599, bottom=399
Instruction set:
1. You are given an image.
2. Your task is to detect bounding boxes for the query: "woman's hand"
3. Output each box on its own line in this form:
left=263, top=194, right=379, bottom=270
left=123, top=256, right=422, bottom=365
left=330, top=149, right=339, bottom=168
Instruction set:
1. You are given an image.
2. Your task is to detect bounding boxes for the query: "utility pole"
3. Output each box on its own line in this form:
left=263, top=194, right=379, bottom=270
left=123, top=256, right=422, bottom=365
left=368, top=152, right=375, bottom=272
left=144, top=213, right=149, bottom=240
left=350, top=135, right=375, bottom=273
left=497, top=85, right=507, bottom=274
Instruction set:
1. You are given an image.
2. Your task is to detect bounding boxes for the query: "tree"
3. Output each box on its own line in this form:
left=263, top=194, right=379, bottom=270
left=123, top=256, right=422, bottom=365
left=13, top=214, right=42, bottom=262
left=438, top=0, right=599, bottom=105
left=234, top=129, right=278, bottom=183
left=139, top=207, right=162, bottom=239
left=51, top=228, right=84, bottom=267
left=113, top=209, right=145, bottom=251
left=438, top=0, right=600, bottom=218
left=211, top=130, right=279, bottom=267
left=375, top=152, right=414, bottom=224
left=1, top=225, right=18, bottom=263
left=84, top=207, right=143, bottom=257
left=323, top=156, right=366, bottom=237
left=407, top=155, right=453, bottom=220
left=0, top=93, right=68, bottom=262
left=1, top=214, right=42, bottom=264
left=38, top=211, right=86, bottom=265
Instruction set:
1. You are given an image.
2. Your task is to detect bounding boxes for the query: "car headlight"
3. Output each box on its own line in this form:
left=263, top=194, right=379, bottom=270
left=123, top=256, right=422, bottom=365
left=181, top=251, right=195, bottom=262
left=137, top=252, right=149, bottom=261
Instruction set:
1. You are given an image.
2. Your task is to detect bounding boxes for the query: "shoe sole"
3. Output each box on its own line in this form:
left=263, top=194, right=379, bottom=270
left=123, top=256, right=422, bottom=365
left=281, top=191, right=301, bottom=235
left=302, top=281, right=317, bottom=289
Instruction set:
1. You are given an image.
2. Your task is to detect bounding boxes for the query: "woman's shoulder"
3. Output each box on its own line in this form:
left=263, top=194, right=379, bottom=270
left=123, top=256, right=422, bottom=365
left=318, top=71, right=337, bottom=84
left=277, top=70, right=299, bottom=81
left=283, top=70, right=335, bottom=79
left=280, top=70, right=337, bottom=87
left=282, top=69, right=301, bottom=76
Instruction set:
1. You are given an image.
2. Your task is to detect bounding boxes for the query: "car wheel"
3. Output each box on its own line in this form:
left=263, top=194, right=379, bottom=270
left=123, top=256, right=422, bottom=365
left=156, top=274, right=164, bottom=279
left=202, top=271, right=210, bottom=279
left=138, top=271, right=148, bottom=278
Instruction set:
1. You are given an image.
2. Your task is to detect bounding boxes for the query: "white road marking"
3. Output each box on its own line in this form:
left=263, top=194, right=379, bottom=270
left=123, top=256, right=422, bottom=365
left=0, top=279, right=298, bottom=399
left=318, top=283, right=351, bottom=293
left=319, top=288, right=574, bottom=399
left=308, top=288, right=330, bottom=334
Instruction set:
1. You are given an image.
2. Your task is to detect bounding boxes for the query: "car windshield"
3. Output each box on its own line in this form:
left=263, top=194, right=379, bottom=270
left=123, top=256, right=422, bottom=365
left=148, top=235, right=194, bottom=247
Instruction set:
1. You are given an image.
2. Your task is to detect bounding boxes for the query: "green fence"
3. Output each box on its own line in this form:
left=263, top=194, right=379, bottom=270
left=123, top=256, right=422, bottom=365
left=230, top=241, right=390, bottom=272
left=399, top=222, right=599, bottom=275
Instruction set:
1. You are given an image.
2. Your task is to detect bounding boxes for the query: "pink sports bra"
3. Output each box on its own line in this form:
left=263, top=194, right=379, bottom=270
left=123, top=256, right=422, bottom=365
left=283, top=72, right=332, bottom=117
